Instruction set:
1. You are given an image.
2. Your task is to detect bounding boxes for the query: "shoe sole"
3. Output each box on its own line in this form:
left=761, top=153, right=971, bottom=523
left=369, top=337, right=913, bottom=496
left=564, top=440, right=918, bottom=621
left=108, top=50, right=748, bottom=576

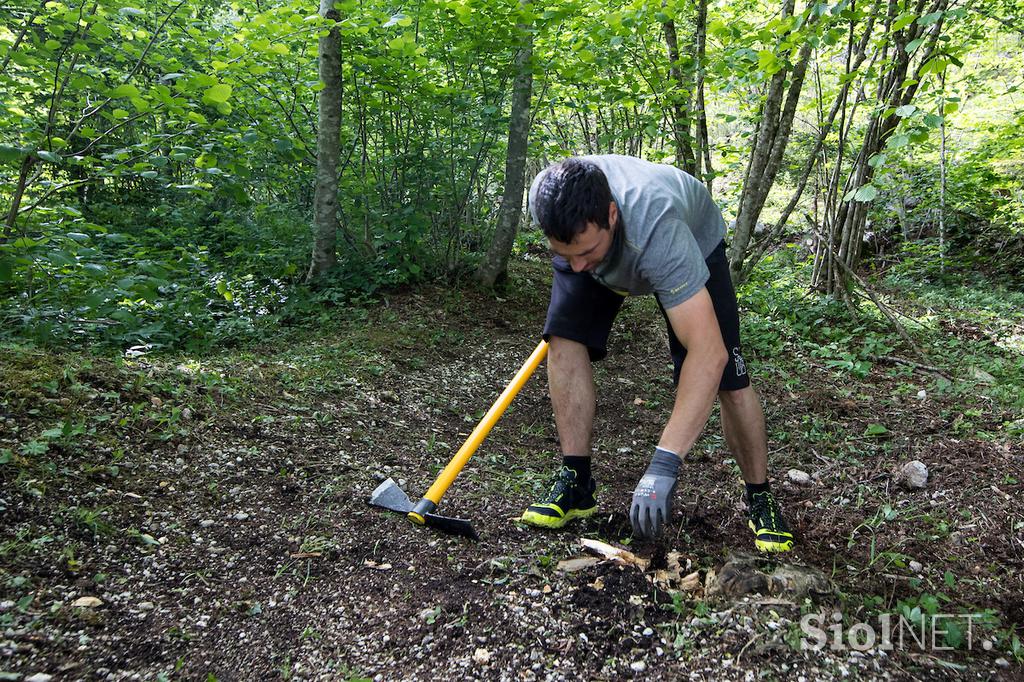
left=520, top=505, right=597, bottom=529
left=749, top=520, right=795, bottom=552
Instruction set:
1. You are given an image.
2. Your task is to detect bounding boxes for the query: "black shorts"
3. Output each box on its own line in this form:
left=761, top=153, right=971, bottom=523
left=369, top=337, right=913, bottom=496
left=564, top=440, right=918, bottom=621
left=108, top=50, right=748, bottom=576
left=542, top=240, right=750, bottom=391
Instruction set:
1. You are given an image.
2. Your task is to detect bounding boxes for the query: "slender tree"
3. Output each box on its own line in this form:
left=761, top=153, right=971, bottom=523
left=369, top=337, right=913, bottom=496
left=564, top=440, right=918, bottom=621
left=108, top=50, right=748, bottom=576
left=728, top=0, right=817, bottom=283
left=476, top=2, right=534, bottom=287
left=307, top=0, right=343, bottom=282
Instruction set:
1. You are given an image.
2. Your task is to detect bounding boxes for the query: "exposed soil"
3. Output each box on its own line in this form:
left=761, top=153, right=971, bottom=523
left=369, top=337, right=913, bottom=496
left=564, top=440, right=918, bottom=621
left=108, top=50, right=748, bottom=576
left=1, top=260, right=1022, bottom=681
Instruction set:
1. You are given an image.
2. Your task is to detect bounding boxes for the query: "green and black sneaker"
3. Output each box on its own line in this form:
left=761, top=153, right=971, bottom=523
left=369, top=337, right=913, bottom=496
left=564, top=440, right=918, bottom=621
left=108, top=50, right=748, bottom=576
left=519, top=466, right=597, bottom=529
left=748, top=490, right=795, bottom=552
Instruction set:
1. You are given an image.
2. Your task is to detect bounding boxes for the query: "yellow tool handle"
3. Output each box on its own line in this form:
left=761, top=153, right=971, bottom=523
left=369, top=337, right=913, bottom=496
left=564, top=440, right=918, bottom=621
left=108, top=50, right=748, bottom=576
left=421, top=339, right=549, bottom=505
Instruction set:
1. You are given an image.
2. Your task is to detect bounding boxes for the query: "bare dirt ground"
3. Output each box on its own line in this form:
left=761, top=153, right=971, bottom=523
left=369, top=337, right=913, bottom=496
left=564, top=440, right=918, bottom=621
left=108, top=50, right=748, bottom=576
left=2, top=259, right=1022, bottom=681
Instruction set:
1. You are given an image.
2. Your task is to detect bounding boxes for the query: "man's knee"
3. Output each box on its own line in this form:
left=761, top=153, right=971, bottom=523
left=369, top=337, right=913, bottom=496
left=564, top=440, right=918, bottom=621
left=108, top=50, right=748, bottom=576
left=719, top=384, right=758, bottom=408
left=548, top=335, right=589, bottom=366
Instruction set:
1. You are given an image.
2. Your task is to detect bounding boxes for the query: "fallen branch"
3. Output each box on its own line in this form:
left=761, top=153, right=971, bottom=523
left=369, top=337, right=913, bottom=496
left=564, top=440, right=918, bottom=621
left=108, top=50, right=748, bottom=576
left=868, top=354, right=952, bottom=380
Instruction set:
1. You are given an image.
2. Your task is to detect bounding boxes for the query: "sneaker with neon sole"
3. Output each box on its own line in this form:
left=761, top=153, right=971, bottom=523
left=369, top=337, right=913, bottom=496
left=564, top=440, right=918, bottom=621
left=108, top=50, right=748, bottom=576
left=519, top=466, right=597, bottom=529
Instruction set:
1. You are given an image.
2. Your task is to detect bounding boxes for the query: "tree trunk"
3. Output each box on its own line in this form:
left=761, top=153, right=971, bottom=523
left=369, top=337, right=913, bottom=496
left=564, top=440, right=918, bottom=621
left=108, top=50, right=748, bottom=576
left=306, top=0, right=343, bottom=282
left=476, top=3, right=534, bottom=287
left=812, top=0, right=949, bottom=296
left=662, top=7, right=696, bottom=175
left=694, top=0, right=713, bottom=191
left=728, top=0, right=812, bottom=283
left=736, top=10, right=876, bottom=283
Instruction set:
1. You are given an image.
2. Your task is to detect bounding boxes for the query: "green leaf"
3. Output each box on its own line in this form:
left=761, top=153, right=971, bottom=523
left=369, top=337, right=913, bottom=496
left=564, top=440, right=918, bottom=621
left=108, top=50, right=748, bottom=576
left=46, top=250, right=75, bottom=267
left=905, top=37, right=924, bottom=53
left=892, top=12, right=917, bottom=31
left=36, top=150, right=62, bottom=163
left=119, top=7, right=145, bottom=16
left=917, top=11, right=943, bottom=25
left=865, top=423, right=888, bottom=436
left=203, top=83, right=232, bottom=104
left=894, top=105, right=916, bottom=117
left=853, top=184, right=879, bottom=202
left=0, top=145, right=24, bottom=162
left=0, top=258, right=12, bottom=282
left=110, top=84, right=141, bottom=98
left=888, top=134, right=910, bottom=148
left=216, top=280, right=233, bottom=301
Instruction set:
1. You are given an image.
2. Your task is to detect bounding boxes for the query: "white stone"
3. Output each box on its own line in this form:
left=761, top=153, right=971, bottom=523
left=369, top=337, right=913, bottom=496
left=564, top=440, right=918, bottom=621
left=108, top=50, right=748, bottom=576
left=909, top=561, right=923, bottom=573
left=899, top=461, right=929, bottom=489
left=630, top=661, right=647, bottom=672
left=787, top=469, right=811, bottom=485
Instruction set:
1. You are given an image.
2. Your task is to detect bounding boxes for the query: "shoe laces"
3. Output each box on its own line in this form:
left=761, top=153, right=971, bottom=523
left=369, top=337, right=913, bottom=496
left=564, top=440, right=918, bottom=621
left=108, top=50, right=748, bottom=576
left=544, top=467, right=577, bottom=501
left=749, top=491, right=780, bottom=527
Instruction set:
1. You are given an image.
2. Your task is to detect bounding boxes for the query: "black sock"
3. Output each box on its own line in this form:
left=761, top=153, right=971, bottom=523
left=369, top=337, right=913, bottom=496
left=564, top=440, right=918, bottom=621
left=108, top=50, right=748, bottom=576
left=745, top=480, right=770, bottom=502
left=562, top=456, right=591, bottom=483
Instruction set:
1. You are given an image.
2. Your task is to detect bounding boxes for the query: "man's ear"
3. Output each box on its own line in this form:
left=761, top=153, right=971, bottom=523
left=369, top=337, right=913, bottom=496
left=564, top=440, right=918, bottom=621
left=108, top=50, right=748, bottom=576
left=609, top=201, right=619, bottom=229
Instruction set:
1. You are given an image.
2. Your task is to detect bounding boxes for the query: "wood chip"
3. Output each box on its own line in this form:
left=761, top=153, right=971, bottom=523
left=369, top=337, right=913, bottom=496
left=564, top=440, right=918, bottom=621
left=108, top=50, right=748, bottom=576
left=555, top=557, right=601, bottom=573
left=590, top=577, right=605, bottom=591
left=363, top=560, right=392, bottom=570
left=580, top=538, right=649, bottom=570
left=680, top=571, right=701, bottom=591
left=290, top=552, right=322, bottom=559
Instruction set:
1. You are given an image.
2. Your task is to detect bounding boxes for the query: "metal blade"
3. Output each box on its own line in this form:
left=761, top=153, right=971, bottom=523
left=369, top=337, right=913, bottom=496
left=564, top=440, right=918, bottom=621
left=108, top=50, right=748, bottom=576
left=423, top=513, right=479, bottom=541
left=368, top=478, right=414, bottom=513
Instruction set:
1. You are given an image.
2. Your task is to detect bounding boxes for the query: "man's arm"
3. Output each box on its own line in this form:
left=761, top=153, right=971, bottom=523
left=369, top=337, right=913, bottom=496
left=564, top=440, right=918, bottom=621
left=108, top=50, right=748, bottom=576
left=657, top=287, right=729, bottom=456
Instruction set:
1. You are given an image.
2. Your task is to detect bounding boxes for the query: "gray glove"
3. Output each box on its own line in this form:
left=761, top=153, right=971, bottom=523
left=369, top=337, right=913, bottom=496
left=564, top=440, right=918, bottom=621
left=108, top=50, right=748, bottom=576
left=630, top=447, right=682, bottom=539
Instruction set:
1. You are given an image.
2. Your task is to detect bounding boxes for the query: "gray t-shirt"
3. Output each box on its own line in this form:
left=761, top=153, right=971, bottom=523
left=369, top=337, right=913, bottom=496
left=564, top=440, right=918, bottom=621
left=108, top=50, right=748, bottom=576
left=529, top=155, right=726, bottom=309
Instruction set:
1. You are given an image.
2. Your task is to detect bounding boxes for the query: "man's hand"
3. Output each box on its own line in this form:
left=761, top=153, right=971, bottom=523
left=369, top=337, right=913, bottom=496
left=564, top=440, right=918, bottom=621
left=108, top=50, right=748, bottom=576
left=630, top=447, right=682, bottom=539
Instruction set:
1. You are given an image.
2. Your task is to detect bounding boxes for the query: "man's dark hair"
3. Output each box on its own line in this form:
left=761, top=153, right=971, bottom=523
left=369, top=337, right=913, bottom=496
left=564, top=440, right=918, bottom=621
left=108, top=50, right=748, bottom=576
left=532, top=158, right=614, bottom=244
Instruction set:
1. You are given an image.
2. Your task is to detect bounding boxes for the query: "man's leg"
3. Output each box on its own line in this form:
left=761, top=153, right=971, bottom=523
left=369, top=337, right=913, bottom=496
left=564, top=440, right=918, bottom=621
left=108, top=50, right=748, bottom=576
left=519, top=336, right=599, bottom=528
left=720, top=384, right=793, bottom=552
left=521, top=254, right=622, bottom=529
left=719, top=385, right=768, bottom=484
left=548, top=336, right=595, bottom=457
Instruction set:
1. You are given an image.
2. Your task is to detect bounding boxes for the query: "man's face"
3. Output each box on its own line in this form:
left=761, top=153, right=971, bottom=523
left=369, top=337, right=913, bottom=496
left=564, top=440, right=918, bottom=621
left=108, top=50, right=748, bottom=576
left=548, top=202, right=619, bottom=273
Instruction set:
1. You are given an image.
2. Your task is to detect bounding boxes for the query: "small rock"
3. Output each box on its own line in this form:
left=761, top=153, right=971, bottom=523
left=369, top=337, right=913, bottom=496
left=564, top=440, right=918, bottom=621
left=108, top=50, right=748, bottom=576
left=72, top=596, right=102, bottom=608
left=908, top=561, right=923, bottom=573
left=995, top=658, right=1009, bottom=668
left=200, top=519, right=215, bottom=528
left=473, top=648, right=491, bottom=664
left=642, top=627, right=654, bottom=637
left=233, top=512, right=250, bottom=521
left=629, top=661, right=646, bottom=673
left=916, top=389, right=927, bottom=401
left=899, top=461, right=929, bottom=489
left=25, top=675, right=53, bottom=682
left=787, top=469, right=811, bottom=486
left=138, top=602, right=155, bottom=611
